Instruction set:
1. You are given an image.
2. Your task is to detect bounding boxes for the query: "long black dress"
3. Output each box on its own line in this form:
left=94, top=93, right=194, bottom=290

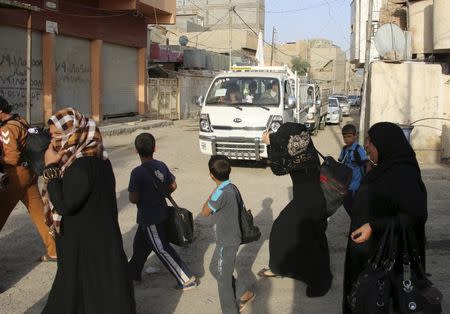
left=342, top=123, right=427, bottom=314
left=266, top=123, right=332, bottom=295
left=269, top=168, right=333, bottom=292
left=43, top=157, right=136, bottom=314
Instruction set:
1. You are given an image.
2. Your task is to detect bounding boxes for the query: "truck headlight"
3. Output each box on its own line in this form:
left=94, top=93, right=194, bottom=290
left=269, top=115, right=283, bottom=132
left=199, top=113, right=212, bottom=132
left=306, top=113, right=314, bottom=120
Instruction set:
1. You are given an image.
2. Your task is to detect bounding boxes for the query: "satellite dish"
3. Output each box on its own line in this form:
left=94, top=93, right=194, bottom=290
left=374, top=23, right=406, bottom=60
left=179, top=35, right=189, bottom=46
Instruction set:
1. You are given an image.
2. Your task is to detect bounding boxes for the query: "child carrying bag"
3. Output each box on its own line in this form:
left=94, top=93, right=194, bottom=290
left=142, top=163, right=194, bottom=247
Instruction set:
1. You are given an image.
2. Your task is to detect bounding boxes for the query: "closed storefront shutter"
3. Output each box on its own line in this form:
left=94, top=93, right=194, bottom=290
left=0, top=26, right=43, bottom=124
left=55, top=35, right=91, bottom=115
left=102, top=42, right=137, bottom=117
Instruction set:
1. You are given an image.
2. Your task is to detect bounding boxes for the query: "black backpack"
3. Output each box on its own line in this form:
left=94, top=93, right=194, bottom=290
left=233, top=184, right=261, bottom=244
left=0, top=115, right=51, bottom=176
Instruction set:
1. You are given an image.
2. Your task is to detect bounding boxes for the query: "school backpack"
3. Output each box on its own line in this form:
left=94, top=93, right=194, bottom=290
left=316, top=149, right=353, bottom=217
left=233, top=184, right=261, bottom=244
left=0, top=115, right=51, bottom=176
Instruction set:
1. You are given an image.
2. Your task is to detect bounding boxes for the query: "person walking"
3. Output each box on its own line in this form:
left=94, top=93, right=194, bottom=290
left=258, top=123, right=332, bottom=297
left=42, top=108, right=135, bottom=314
left=338, top=124, right=370, bottom=213
left=201, top=155, right=255, bottom=313
left=0, top=96, right=56, bottom=262
left=342, top=122, right=428, bottom=313
left=127, top=132, right=197, bottom=290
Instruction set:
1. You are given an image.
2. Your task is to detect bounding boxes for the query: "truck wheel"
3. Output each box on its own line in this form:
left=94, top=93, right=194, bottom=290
left=313, top=127, right=319, bottom=136
left=319, top=117, right=325, bottom=130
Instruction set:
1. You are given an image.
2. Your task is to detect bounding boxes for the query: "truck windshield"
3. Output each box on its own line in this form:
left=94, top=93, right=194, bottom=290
left=205, top=77, right=280, bottom=107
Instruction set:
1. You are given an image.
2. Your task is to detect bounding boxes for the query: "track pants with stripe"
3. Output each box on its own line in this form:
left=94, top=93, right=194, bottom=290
left=128, top=223, right=192, bottom=285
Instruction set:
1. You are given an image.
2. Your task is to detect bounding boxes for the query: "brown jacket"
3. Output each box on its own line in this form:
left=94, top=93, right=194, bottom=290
left=0, top=116, right=28, bottom=166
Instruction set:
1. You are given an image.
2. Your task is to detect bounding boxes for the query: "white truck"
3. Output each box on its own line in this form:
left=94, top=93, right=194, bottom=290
left=299, top=82, right=330, bottom=136
left=197, top=65, right=305, bottom=160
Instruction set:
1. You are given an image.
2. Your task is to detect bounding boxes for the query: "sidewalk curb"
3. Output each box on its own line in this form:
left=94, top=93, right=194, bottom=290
left=100, top=120, right=173, bottom=137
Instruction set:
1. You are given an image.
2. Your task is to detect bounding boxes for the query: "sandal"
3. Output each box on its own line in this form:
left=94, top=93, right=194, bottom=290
left=239, top=291, right=255, bottom=313
left=257, top=268, right=281, bottom=278
left=40, top=254, right=57, bottom=262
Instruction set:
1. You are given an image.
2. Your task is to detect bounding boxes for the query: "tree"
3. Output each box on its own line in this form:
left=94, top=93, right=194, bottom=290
left=291, top=57, right=310, bottom=76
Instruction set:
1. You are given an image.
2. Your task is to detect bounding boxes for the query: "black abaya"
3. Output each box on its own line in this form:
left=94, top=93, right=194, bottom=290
left=43, top=157, right=136, bottom=314
left=269, top=169, right=332, bottom=292
left=342, top=123, right=427, bottom=314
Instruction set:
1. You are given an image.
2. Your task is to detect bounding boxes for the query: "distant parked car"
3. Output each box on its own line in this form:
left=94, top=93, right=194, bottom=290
left=326, top=97, right=343, bottom=125
left=348, top=95, right=360, bottom=107
left=333, top=95, right=350, bottom=116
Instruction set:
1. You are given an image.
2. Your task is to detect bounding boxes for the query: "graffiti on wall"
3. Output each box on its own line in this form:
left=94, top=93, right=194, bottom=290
left=0, top=53, right=43, bottom=114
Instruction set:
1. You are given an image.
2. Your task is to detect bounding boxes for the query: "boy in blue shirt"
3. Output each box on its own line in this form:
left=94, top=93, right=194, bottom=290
left=338, top=124, right=370, bottom=213
left=201, top=155, right=254, bottom=314
left=128, top=132, right=197, bottom=290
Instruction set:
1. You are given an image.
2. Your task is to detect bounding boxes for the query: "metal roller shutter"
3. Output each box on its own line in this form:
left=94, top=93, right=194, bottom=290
left=0, top=25, right=43, bottom=124
left=55, top=35, right=91, bottom=115
left=102, top=42, right=137, bottom=117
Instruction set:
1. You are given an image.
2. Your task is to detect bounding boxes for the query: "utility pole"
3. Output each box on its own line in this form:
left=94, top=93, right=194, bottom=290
left=228, top=0, right=233, bottom=69
left=359, top=0, right=374, bottom=145
left=270, top=26, right=275, bottom=66
left=26, top=12, right=32, bottom=123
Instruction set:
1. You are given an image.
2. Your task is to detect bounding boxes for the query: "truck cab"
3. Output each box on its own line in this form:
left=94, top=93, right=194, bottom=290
left=301, top=83, right=329, bottom=135
left=198, top=66, right=297, bottom=160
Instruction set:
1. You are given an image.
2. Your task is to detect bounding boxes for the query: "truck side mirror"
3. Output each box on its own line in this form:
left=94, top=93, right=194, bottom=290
left=195, top=95, right=204, bottom=107
left=286, top=96, right=296, bottom=109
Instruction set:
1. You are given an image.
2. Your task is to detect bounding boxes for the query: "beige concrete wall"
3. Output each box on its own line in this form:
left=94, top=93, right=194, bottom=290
left=408, top=0, right=433, bottom=54
left=368, top=61, right=446, bottom=164
left=433, top=0, right=450, bottom=52
left=166, top=29, right=257, bottom=53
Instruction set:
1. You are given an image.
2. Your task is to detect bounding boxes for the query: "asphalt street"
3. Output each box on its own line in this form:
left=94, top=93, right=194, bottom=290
left=1, top=113, right=449, bottom=314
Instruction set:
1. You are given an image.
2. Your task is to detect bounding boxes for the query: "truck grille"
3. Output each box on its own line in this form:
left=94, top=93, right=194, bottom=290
left=215, top=141, right=264, bottom=160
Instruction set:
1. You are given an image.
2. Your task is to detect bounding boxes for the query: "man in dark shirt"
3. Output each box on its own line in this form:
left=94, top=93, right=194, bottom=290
left=128, top=132, right=197, bottom=290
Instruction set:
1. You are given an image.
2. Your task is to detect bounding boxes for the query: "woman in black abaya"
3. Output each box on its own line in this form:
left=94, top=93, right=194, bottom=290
left=342, top=122, right=428, bottom=313
left=259, top=123, right=332, bottom=297
left=42, top=108, right=135, bottom=314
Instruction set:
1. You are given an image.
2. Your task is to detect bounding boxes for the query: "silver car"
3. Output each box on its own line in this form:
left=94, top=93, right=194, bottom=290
left=335, top=95, right=351, bottom=116
left=326, top=97, right=343, bottom=125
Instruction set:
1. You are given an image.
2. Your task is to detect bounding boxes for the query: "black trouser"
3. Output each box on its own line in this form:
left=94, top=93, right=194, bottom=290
left=128, top=223, right=192, bottom=285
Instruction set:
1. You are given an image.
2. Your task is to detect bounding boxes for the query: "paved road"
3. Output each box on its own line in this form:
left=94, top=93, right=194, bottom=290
left=1, top=113, right=449, bottom=313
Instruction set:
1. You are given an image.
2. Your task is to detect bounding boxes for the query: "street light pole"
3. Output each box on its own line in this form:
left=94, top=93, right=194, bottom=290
left=359, top=0, right=374, bottom=145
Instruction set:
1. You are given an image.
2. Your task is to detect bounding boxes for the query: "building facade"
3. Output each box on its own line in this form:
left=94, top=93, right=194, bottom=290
left=0, top=0, right=175, bottom=123
left=175, top=0, right=265, bottom=33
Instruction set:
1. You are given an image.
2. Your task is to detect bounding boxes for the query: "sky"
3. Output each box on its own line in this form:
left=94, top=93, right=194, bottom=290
left=264, top=0, right=351, bottom=51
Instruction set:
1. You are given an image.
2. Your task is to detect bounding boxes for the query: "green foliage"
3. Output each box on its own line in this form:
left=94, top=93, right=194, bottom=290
left=291, top=57, right=310, bottom=76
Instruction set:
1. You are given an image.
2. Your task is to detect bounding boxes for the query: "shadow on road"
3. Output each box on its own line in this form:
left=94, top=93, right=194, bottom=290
left=0, top=212, right=47, bottom=293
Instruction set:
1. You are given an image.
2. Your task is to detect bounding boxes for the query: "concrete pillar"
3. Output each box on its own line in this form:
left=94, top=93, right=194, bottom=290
left=91, top=40, right=103, bottom=121
left=42, top=33, right=56, bottom=122
left=137, top=47, right=147, bottom=115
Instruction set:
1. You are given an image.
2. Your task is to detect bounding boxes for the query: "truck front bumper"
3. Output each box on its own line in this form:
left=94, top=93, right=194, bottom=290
left=199, top=135, right=267, bottom=160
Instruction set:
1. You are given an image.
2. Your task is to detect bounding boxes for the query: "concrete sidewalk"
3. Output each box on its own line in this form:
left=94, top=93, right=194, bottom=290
left=99, top=117, right=174, bottom=137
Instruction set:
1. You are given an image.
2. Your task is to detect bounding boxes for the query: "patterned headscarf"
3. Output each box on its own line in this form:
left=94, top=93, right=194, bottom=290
left=42, top=108, right=108, bottom=236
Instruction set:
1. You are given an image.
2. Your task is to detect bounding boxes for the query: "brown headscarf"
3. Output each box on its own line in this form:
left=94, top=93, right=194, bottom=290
left=42, top=107, right=108, bottom=236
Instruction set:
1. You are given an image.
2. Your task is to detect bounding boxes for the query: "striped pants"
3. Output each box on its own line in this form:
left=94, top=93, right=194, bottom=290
left=128, top=223, right=192, bottom=285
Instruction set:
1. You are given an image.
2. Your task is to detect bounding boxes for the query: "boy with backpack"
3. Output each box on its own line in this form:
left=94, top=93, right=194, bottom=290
left=127, top=132, right=197, bottom=290
left=338, top=124, right=370, bottom=213
left=201, top=155, right=255, bottom=314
